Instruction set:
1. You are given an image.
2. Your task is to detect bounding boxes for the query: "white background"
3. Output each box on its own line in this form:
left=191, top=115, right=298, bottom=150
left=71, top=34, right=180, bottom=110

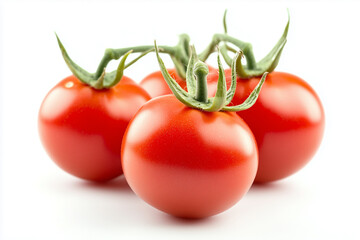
left=1, top=0, right=360, bottom=239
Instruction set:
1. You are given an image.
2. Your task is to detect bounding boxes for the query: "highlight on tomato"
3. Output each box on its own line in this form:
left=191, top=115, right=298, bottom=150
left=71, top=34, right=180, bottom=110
left=205, top=11, right=325, bottom=183
left=38, top=36, right=150, bottom=182
left=121, top=43, right=267, bottom=218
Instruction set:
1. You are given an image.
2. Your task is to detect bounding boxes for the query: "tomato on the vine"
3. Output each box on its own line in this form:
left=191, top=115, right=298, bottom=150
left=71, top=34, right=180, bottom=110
left=207, top=70, right=325, bottom=183
left=38, top=75, right=150, bottom=181
left=122, top=45, right=265, bottom=218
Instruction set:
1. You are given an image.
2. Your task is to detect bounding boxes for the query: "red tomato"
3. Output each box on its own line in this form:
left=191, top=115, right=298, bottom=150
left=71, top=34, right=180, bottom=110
left=140, top=65, right=216, bottom=98
left=208, top=70, right=325, bottom=183
left=121, top=95, right=258, bottom=218
left=38, top=75, right=150, bottom=182
left=117, top=76, right=138, bottom=85
left=139, top=68, right=186, bottom=98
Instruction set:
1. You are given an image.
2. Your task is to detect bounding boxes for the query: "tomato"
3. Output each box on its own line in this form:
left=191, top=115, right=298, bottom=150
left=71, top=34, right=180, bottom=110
left=139, top=68, right=186, bottom=98
left=117, top=76, right=138, bottom=85
left=140, top=65, right=216, bottom=98
left=121, top=95, right=258, bottom=218
left=38, top=75, right=150, bottom=182
left=207, top=70, right=325, bottom=183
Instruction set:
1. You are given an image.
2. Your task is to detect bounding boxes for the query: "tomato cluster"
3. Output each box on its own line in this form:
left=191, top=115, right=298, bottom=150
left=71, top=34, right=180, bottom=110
left=39, top=13, right=324, bottom=219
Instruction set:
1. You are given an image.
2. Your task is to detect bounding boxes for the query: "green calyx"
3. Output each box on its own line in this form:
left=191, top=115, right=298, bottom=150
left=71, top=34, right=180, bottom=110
left=56, top=34, right=133, bottom=90
left=199, top=10, right=290, bottom=79
left=155, top=41, right=267, bottom=112
left=56, top=33, right=192, bottom=90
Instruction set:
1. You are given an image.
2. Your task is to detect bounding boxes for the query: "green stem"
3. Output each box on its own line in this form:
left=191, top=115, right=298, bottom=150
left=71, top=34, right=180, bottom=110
left=94, top=34, right=191, bottom=79
left=94, top=45, right=176, bottom=79
left=199, top=33, right=257, bottom=70
left=194, top=62, right=209, bottom=103
left=155, top=40, right=265, bottom=113
left=219, top=44, right=232, bottom=67
left=178, top=33, right=191, bottom=60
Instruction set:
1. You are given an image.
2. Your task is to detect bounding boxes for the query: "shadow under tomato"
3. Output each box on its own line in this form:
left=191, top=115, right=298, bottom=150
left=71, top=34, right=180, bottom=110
left=247, top=178, right=300, bottom=197
left=250, top=181, right=287, bottom=191
left=75, top=175, right=134, bottom=194
left=149, top=208, right=223, bottom=227
left=157, top=213, right=219, bottom=227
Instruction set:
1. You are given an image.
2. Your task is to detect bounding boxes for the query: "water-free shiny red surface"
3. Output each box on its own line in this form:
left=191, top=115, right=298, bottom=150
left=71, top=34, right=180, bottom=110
left=209, top=71, right=325, bottom=183
left=122, top=95, right=258, bottom=218
left=38, top=75, right=150, bottom=181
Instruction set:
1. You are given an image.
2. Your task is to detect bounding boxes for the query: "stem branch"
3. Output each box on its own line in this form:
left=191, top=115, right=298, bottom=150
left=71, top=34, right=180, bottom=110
left=94, top=45, right=176, bottom=78
left=199, top=33, right=257, bottom=70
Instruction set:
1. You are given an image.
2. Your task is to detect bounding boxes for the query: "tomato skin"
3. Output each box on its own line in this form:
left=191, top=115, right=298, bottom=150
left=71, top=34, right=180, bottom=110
left=208, top=71, right=325, bottom=183
left=139, top=69, right=185, bottom=98
left=38, top=75, right=150, bottom=182
left=140, top=65, right=216, bottom=98
left=121, top=95, right=258, bottom=218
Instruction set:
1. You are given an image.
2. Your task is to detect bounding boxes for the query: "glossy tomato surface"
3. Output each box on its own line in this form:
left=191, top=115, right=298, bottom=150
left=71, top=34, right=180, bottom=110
left=208, top=71, right=325, bottom=183
left=140, top=65, right=216, bottom=98
left=38, top=75, right=150, bottom=182
left=121, top=95, right=258, bottom=218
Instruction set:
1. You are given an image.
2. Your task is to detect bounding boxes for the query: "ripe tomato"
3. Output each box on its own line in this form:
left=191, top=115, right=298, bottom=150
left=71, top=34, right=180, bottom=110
left=208, top=70, right=325, bottom=183
left=38, top=75, right=150, bottom=182
left=139, top=68, right=186, bottom=98
left=121, top=95, right=258, bottom=218
left=140, top=65, right=216, bottom=98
